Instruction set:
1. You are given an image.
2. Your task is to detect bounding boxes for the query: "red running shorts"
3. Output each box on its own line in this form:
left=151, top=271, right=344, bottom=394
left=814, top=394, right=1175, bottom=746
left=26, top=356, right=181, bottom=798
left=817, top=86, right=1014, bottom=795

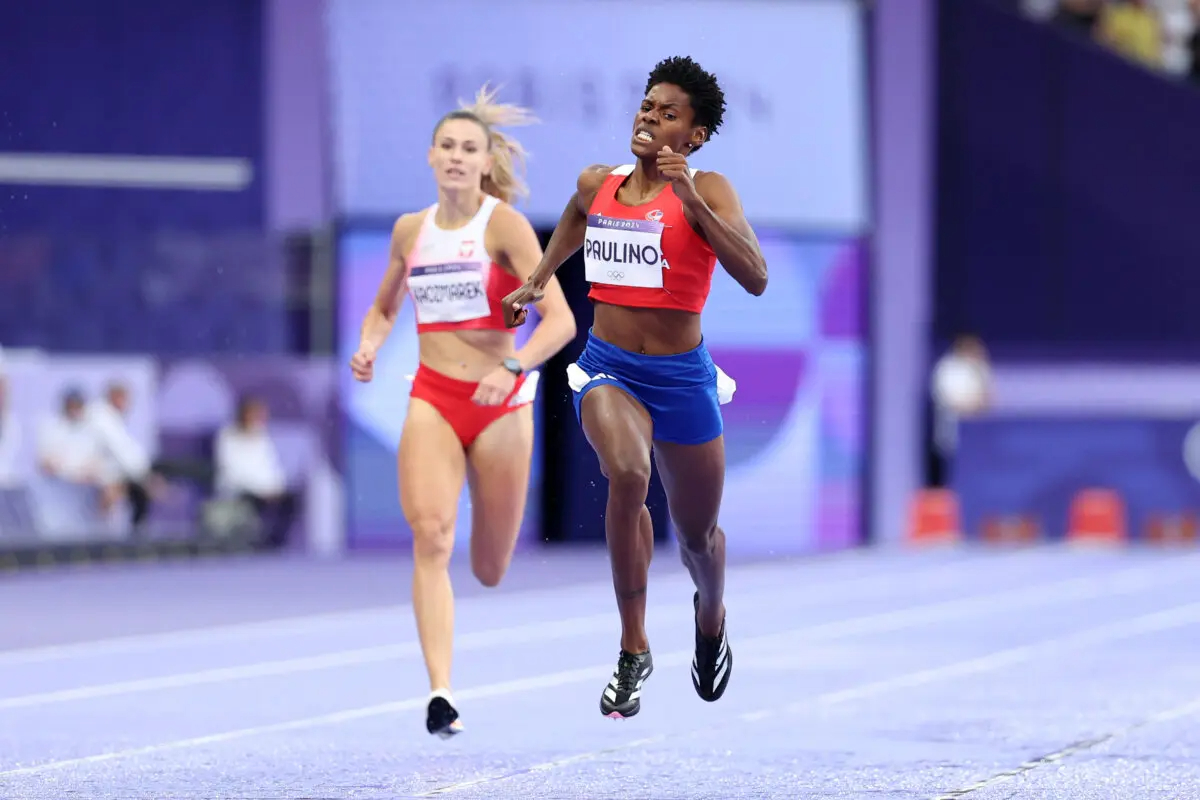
left=409, top=362, right=539, bottom=448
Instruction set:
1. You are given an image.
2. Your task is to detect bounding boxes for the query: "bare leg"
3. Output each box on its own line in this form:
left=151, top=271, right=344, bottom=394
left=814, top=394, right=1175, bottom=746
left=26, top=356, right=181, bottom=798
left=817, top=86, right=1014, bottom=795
left=580, top=386, right=656, bottom=654
left=653, top=436, right=727, bottom=636
left=398, top=399, right=467, bottom=694
left=464, top=404, right=535, bottom=588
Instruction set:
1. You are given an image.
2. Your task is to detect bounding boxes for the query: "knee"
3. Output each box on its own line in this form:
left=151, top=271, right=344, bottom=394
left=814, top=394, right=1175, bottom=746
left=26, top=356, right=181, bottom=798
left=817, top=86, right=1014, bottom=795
left=410, top=517, right=455, bottom=566
left=606, top=458, right=651, bottom=505
left=471, top=558, right=506, bottom=588
left=469, top=524, right=517, bottom=588
left=676, top=522, right=721, bottom=558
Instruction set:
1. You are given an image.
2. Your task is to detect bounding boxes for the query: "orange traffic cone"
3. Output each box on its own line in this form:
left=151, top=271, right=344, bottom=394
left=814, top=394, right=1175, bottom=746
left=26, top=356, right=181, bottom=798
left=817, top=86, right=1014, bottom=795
left=1142, top=512, right=1198, bottom=545
left=1066, top=488, right=1126, bottom=545
left=907, top=488, right=962, bottom=545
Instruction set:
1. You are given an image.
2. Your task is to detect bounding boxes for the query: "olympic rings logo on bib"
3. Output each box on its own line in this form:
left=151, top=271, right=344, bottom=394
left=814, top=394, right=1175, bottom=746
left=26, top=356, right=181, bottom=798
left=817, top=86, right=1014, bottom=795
left=607, top=271, right=625, bottom=281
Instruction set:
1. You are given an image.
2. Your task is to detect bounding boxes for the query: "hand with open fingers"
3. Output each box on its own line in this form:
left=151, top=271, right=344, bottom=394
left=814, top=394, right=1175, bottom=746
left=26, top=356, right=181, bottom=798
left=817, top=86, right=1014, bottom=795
left=471, top=366, right=517, bottom=406
left=502, top=282, right=544, bottom=328
left=350, top=342, right=377, bottom=383
left=657, top=145, right=699, bottom=204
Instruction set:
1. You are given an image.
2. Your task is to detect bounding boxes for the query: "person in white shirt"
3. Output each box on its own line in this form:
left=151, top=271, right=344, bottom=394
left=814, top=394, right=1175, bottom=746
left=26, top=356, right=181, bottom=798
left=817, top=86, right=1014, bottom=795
left=87, top=382, right=162, bottom=531
left=37, top=388, right=116, bottom=500
left=930, top=334, right=993, bottom=485
left=0, top=346, right=20, bottom=489
left=214, top=395, right=297, bottom=547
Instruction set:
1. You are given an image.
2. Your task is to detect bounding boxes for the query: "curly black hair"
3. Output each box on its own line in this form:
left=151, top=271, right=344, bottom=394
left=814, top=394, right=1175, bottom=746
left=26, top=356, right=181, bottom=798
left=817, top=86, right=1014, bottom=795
left=644, top=56, right=727, bottom=151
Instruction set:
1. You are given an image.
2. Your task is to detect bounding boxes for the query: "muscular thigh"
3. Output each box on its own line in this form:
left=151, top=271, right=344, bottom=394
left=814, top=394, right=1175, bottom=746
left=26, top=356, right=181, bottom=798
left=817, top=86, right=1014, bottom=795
left=580, top=385, right=654, bottom=479
left=399, top=398, right=467, bottom=531
left=653, top=436, right=726, bottom=536
left=465, top=404, right=535, bottom=551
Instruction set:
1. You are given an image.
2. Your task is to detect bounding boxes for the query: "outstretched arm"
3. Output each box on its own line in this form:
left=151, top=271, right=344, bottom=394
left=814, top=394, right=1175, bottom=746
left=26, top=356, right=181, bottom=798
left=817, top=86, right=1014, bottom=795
left=525, top=165, right=613, bottom=291
left=490, top=205, right=577, bottom=371
left=686, top=172, right=768, bottom=296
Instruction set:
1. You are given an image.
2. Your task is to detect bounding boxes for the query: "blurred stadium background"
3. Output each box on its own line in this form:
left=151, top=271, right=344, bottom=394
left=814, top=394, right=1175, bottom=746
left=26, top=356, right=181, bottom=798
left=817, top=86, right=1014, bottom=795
left=0, top=0, right=1196, bottom=572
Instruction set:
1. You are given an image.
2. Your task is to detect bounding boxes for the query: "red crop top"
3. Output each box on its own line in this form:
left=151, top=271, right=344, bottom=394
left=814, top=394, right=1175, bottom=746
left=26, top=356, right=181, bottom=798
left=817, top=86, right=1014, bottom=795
left=583, top=165, right=717, bottom=314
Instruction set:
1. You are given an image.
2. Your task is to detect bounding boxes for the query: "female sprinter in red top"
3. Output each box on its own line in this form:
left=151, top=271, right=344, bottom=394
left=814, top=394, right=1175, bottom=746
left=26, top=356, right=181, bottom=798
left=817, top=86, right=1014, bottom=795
left=503, top=57, right=768, bottom=720
left=350, top=87, right=576, bottom=738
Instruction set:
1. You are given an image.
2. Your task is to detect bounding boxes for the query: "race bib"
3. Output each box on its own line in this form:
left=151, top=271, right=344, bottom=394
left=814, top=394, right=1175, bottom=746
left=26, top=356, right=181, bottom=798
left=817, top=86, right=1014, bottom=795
left=583, top=214, right=667, bottom=289
left=409, top=261, right=490, bottom=324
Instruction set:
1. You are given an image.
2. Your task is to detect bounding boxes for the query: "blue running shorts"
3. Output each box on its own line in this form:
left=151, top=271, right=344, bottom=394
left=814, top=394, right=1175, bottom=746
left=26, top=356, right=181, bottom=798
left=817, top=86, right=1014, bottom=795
left=567, top=328, right=735, bottom=446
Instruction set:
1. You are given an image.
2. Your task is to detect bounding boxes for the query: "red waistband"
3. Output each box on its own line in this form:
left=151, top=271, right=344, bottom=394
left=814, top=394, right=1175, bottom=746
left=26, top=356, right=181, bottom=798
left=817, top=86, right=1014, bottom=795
left=416, top=319, right=516, bottom=334
left=412, top=363, right=485, bottom=398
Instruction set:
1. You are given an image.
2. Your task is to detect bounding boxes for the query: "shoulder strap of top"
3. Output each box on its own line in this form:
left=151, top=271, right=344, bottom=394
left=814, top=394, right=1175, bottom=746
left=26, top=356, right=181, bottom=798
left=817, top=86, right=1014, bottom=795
left=473, top=194, right=502, bottom=236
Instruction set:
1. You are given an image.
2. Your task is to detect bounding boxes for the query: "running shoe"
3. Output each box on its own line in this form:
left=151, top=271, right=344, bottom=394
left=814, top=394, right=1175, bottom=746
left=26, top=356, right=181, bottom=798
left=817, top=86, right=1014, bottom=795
left=600, top=649, right=654, bottom=719
left=690, top=591, right=732, bottom=702
left=426, top=692, right=463, bottom=739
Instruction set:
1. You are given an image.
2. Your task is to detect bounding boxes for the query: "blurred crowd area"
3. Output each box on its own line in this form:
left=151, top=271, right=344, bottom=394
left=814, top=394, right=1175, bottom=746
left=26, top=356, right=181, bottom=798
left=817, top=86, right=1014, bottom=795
left=0, top=344, right=300, bottom=549
left=1023, top=0, right=1200, bottom=78
left=0, top=221, right=334, bottom=550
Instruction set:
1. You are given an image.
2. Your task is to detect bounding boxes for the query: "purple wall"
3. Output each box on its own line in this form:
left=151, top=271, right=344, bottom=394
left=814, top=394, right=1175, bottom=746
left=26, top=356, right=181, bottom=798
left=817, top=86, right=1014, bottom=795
left=0, top=0, right=264, bottom=232
left=0, top=0, right=280, bottom=355
left=0, top=0, right=332, bottom=235
left=264, top=0, right=332, bottom=232
left=870, top=0, right=935, bottom=544
left=935, top=1, right=1200, bottom=361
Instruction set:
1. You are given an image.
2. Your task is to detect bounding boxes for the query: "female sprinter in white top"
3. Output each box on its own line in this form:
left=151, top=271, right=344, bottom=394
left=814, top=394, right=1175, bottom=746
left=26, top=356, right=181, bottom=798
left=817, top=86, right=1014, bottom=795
left=349, top=87, right=576, bottom=738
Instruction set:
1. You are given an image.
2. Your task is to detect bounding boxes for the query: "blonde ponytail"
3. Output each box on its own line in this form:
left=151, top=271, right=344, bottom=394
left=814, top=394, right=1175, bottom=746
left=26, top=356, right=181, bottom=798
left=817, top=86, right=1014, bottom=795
left=443, top=83, right=538, bottom=204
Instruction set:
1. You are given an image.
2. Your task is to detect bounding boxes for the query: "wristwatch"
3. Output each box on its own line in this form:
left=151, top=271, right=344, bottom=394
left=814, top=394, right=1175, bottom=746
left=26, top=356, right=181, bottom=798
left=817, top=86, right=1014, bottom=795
left=502, top=357, right=523, bottom=377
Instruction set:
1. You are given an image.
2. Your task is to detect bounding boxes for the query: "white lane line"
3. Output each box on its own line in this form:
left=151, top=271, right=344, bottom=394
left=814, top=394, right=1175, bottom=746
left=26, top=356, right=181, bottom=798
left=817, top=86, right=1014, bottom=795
left=420, top=600, right=1200, bottom=796
left=769, top=600, right=1200, bottom=717
left=0, top=565, right=1194, bottom=776
left=0, top=548, right=1055, bottom=668
left=0, top=605, right=404, bottom=668
left=0, top=153, right=252, bottom=191
left=0, top=555, right=1189, bottom=711
left=931, top=694, right=1200, bottom=798
left=0, top=556, right=985, bottom=674
left=0, top=613, right=612, bottom=711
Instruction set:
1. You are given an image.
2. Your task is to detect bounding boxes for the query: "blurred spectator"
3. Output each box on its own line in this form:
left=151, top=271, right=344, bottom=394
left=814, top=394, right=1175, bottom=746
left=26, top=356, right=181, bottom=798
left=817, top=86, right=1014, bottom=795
left=930, top=335, right=994, bottom=486
left=1151, top=0, right=1194, bottom=75
left=1027, top=1, right=1200, bottom=76
left=1096, top=0, right=1164, bottom=68
left=214, top=396, right=297, bottom=547
left=87, top=382, right=164, bottom=533
left=36, top=388, right=116, bottom=508
left=0, top=346, right=20, bottom=488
